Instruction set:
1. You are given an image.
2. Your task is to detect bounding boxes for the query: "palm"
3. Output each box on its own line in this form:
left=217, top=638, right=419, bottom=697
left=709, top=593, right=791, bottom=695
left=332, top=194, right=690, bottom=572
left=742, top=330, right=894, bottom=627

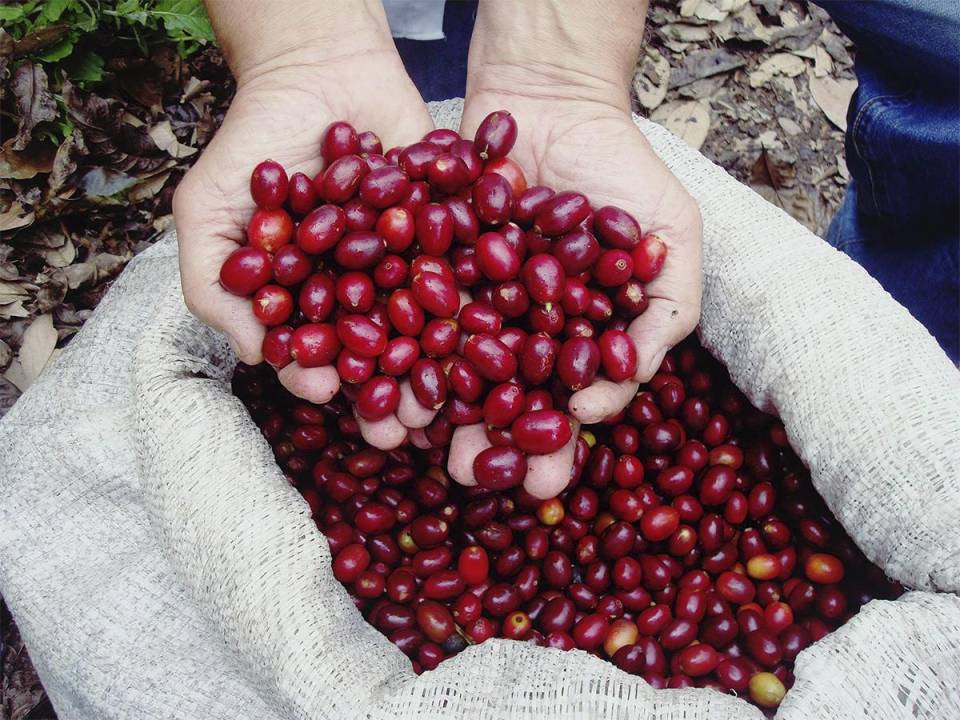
left=449, top=94, right=703, bottom=497
left=463, top=93, right=702, bottom=417
left=175, top=57, right=433, bottom=409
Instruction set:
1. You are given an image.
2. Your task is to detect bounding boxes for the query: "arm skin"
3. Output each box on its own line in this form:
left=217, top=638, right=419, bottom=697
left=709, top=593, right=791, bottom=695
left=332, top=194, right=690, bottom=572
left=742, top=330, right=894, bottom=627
left=451, top=0, right=703, bottom=497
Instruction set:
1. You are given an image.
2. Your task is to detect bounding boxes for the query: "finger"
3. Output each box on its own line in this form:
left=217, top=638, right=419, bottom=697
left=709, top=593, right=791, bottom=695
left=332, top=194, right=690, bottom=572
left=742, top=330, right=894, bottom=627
left=396, top=381, right=437, bottom=429
left=569, top=379, right=640, bottom=425
left=447, top=424, right=491, bottom=487
left=278, top=365, right=340, bottom=405
left=356, top=412, right=408, bottom=451
left=524, top=422, right=580, bottom=499
left=627, top=295, right=700, bottom=382
left=409, top=429, right=432, bottom=449
left=176, top=224, right=266, bottom=364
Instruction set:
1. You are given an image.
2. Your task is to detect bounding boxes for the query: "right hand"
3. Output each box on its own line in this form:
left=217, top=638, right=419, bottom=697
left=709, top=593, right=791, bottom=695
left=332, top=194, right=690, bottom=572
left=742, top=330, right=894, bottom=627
left=174, top=36, right=436, bottom=450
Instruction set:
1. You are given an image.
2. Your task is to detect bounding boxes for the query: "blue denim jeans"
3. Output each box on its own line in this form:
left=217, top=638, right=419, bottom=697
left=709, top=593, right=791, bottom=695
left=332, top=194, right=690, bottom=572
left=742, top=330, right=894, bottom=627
left=814, top=0, right=960, bottom=362
left=396, top=0, right=960, bottom=361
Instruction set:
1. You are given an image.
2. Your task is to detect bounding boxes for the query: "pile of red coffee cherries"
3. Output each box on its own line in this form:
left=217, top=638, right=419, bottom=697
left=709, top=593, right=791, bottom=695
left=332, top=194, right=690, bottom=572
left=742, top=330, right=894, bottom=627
left=232, top=337, right=902, bottom=712
left=220, top=111, right=667, bottom=483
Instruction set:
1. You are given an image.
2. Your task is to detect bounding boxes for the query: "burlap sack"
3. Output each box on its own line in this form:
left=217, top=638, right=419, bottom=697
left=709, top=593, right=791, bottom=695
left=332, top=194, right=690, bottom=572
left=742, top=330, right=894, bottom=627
left=1, top=100, right=958, bottom=720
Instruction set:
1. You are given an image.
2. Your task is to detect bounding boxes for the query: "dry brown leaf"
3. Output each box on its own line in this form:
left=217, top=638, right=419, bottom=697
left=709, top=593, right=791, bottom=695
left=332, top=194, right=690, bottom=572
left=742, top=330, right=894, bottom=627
left=651, top=101, right=711, bottom=150
left=837, top=153, right=850, bottom=182
left=11, top=62, right=57, bottom=151
left=43, top=238, right=76, bottom=268
left=48, top=128, right=88, bottom=194
left=148, top=120, right=197, bottom=159
left=670, top=49, right=745, bottom=89
left=715, top=3, right=773, bottom=43
left=633, top=48, right=671, bottom=111
left=4, top=313, right=56, bottom=391
left=695, top=1, right=729, bottom=22
left=0, top=338, right=11, bottom=370
left=0, top=299, right=29, bottom=319
left=128, top=170, right=172, bottom=202
left=0, top=202, right=34, bottom=232
left=0, top=139, right=55, bottom=180
left=814, top=45, right=834, bottom=78
left=778, top=117, right=803, bottom=136
left=180, top=76, right=208, bottom=102
left=0, top=280, right=28, bottom=306
left=64, top=261, right=97, bottom=290
left=153, top=214, right=175, bottom=233
left=749, top=53, right=807, bottom=87
left=809, top=75, right=857, bottom=130
left=660, top=23, right=712, bottom=42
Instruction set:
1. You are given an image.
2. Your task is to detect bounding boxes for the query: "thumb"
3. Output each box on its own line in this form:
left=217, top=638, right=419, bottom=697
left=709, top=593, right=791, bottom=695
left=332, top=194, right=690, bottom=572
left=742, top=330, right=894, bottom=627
left=627, top=296, right=699, bottom=382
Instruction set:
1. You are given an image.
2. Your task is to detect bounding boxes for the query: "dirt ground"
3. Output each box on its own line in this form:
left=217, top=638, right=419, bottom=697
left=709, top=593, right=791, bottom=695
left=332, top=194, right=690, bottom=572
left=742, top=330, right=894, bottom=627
left=0, top=1, right=855, bottom=716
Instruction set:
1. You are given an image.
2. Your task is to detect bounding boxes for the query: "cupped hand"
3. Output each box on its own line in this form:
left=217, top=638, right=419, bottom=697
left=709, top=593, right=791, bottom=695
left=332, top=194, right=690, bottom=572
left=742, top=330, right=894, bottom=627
left=174, top=49, right=435, bottom=449
left=453, top=84, right=703, bottom=498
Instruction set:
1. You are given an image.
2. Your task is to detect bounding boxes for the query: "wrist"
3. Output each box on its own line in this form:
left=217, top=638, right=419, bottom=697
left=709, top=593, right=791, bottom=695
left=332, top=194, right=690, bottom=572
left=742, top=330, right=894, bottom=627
left=205, top=0, right=395, bottom=87
left=466, top=0, right=647, bottom=114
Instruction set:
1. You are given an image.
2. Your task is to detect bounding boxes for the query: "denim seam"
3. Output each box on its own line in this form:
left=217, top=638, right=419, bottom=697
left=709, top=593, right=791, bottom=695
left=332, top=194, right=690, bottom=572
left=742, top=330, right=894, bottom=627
left=849, top=91, right=910, bottom=217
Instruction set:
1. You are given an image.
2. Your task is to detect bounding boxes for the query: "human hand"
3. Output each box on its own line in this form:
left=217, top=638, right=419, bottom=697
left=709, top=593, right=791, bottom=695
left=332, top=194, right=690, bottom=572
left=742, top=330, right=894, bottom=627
left=451, top=0, right=703, bottom=497
left=174, top=1, right=436, bottom=450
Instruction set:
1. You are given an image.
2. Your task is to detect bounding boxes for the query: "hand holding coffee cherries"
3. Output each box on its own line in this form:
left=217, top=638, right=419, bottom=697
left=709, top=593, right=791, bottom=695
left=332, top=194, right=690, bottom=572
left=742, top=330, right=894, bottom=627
left=174, top=0, right=435, bottom=451
left=214, top=109, right=685, bottom=499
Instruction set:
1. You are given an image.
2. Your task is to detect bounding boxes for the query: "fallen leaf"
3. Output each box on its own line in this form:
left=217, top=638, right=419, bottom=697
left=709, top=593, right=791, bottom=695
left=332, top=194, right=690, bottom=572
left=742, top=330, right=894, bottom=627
left=660, top=23, right=712, bottom=43
left=717, top=0, right=750, bottom=10
left=0, top=299, right=29, bottom=319
left=64, top=261, right=96, bottom=290
left=180, top=76, right=208, bottom=102
left=4, top=313, right=57, bottom=391
left=651, top=101, right=711, bottom=150
left=809, top=75, right=857, bottom=130
left=148, top=120, right=197, bottom=158
left=79, top=167, right=140, bottom=198
left=48, top=128, right=88, bottom=193
left=669, top=48, right=746, bottom=89
left=0, top=338, right=11, bottom=370
left=0, top=138, right=55, bottom=179
left=128, top=169, right=172, bottom=201
left=0, top=202, right=34, bottom=232
left=695, top=1, right=729, bottom=22
left=752, top=0, right=782, bottom=14
left=18, top=224, right=67, bottom=249
left=43, top=238, right=76, bottom=268
left=770, top=19, right=823, bottom=52
left=12, top=25, right=70, bottom=56
left=715, top=3, right=773, bottom=43
left=633, top=47, right=671, bottom=111
left=819, top=28, right=853, bottom=65
left=12, top=62, right=57, bottom=151
left=749, top=53, right=807, bottom=87
left=814, top=45, right=833, bottom=78
left=778, top=117, right=803, bottom=135
left=0, top=280, right=28, bottom=306
left=837, top=153, right=850, bottom=182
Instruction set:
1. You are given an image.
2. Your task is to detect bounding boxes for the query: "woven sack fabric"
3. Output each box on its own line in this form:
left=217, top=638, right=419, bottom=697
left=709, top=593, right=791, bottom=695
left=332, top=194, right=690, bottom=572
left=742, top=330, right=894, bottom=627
left=1, top=99, right=958, bottom=720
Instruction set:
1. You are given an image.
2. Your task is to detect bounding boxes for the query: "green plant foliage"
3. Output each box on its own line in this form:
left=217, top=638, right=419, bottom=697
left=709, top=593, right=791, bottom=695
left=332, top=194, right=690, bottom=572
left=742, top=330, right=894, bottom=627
left=3, top=0, right=214, bottom=82
left=2, top=0, right=215, bottom=146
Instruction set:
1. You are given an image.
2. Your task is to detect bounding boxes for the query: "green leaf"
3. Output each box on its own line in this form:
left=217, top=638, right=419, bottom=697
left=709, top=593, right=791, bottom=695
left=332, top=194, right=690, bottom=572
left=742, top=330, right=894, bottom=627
left=64, top=49, right=105, bottom=84
left=114, top=0, right=151, bottom=27
left=152, top=0, right=214, bottom=43
left=41, top=0, right=73, bottom=22
left=36, top=37, right=75, bottom=62
left=0, top=6, right=25, bottom=21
